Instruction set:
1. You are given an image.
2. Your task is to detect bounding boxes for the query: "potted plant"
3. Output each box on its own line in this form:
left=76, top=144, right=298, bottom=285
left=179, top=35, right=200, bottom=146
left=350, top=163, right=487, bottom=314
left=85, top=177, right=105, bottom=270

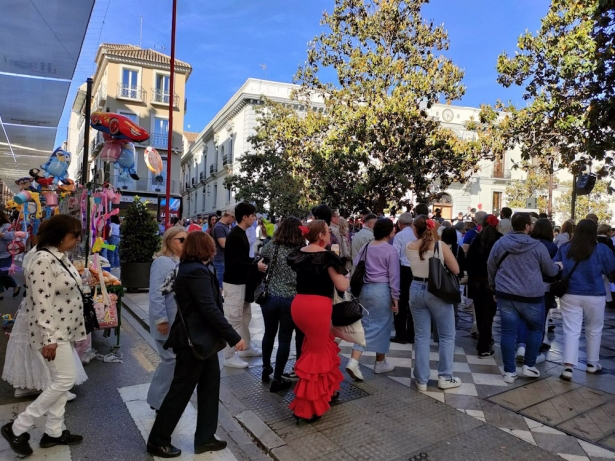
left=119, top=196, right=160, bottom=289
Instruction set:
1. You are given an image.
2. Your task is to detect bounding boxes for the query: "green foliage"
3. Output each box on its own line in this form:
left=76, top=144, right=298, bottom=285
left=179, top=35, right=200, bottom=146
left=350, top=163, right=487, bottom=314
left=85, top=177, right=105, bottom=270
left=119, top=197, right=160, bottom=263
left=492, top=0, right=615, bottom=177
left=227, top=0, right=494, bottom=215
left=554, top=179, right=614, bottom=223
left=504, top=166, right=557, bottom=212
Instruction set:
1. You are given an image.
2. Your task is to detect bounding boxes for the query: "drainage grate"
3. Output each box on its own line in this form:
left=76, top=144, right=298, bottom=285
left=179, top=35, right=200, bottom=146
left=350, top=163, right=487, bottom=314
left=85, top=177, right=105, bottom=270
left=408, top=453, right=430, bottom=461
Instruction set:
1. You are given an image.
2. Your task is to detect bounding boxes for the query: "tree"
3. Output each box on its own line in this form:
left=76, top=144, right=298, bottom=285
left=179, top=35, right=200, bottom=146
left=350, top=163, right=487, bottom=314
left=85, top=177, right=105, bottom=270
left=119, top=197, right=160, bottom=263
left=504, top=167, right=557, bottom=213
left=494, top=0, right=615, bottom=177
left=227, top=0, right=494, bottom=215
left=554, top=179, right=614, bottom=222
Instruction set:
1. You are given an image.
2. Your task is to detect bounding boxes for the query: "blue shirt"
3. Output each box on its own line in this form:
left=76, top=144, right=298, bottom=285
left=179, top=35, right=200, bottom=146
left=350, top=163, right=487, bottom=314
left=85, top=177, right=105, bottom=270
left=462, top=228, right=479, bottom=245
left=554, top=243, right=615, bottom=296
left=393, top=227, right=416, bottom=267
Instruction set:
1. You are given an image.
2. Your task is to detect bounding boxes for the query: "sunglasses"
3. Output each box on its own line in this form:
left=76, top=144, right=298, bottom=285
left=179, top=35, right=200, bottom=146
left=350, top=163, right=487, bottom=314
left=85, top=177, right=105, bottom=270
left=174, top=237, right=186, bottom=243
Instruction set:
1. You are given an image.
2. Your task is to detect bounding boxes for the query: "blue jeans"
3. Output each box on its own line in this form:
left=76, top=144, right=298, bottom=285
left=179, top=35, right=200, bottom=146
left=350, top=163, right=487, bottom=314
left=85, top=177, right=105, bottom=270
left=212, top=261, right=224, bottom=288
left=410, top=281, right=456, bottom=384
left=498, top=298, right=544, bottom=372
left=108, top=235, right=120, bottom=268
left=353, top=283, right=394, bottom=354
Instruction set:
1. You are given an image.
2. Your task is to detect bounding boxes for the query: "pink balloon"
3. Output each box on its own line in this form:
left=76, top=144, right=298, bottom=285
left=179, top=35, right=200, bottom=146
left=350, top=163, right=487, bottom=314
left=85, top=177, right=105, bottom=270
left=100, top=139, right=122, bottom=162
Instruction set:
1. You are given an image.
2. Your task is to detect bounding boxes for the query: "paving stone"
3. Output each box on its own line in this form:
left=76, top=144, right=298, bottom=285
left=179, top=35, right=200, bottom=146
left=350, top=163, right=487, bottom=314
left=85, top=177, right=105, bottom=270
left=445, top=394, right=484, bottom=410
left=557, top=400, right=615, bottom=443
left=488, top=376, right=581, bottom=411
left=532, top=431, right=587, bottom=456
left=270, top=445, right=305, bottom=461
left=235, top=410, right=285, bottom=451
left=480, top=399, right=531, bottom=431
left=285, top=432, right=341, bottom=460
left=403, top=424, right=561, bottom=461
left=267, top=416, right=318, bottom=442
left=522, top=386, right=615, bottom=426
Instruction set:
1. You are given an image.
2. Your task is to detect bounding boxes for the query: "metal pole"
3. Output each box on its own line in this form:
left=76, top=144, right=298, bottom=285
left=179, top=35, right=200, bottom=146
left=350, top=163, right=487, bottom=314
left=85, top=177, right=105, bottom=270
left=571, top=175, right=577, bottom=221
left=547, top=158, right=553, bottom=217
left=81, top=78, right=93, bottom=183
left=164, top=0, right=177, bottom=228
left=82, top=78, right=93, bottom=260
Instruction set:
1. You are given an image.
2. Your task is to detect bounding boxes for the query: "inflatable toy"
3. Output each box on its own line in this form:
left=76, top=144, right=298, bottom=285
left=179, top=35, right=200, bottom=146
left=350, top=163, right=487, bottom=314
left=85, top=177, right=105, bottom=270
left=40, top=148, right=71, bottom=184
left=115, top=143, right=139, bottom=181
left=100, top=139, right=124, bottom=163
left=90, top=111, right=150, bottom=143
left=144, top=146, right=163, bottom=174
left=14, top=177, right=34, bottom=191
left=57, top=178, right=75, bottom=193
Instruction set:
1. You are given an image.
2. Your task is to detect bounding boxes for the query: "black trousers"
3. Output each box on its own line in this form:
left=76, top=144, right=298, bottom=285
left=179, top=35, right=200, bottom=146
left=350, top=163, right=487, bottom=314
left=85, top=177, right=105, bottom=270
left=394, top=265, right=415, bottom=342
left=261, top=295, right=302, bottom=379
left=148, top=348, right=220, bottom=449
left=470, top=277, right=497, bottom=353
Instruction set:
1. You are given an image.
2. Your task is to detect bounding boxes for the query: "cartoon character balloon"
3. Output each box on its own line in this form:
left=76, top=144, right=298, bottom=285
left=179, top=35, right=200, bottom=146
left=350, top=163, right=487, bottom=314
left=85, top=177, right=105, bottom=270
left=100, top=139, right=123, bottom=163
left=115, top=142, right=140, bottom=181
left=41, top=147, right=71, bottom=184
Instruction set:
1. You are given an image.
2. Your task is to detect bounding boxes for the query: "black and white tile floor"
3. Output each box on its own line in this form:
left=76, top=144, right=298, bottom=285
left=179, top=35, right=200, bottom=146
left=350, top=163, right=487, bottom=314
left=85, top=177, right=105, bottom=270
left=249, top=304, right=615, bottom=460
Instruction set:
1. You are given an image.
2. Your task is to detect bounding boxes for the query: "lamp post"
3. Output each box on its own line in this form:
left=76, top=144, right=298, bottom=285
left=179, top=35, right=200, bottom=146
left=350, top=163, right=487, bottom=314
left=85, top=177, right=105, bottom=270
left=164, top=0, right=177, bottom=228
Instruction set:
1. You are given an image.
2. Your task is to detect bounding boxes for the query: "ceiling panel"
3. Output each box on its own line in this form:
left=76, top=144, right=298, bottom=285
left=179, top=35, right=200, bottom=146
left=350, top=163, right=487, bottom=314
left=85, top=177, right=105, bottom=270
left=0, top=0, right=95, bottom=80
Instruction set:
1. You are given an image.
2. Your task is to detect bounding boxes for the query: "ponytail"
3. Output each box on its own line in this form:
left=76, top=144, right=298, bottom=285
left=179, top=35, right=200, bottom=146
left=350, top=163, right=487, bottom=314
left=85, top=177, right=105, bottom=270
left=414, top=215, right=435, bottom=260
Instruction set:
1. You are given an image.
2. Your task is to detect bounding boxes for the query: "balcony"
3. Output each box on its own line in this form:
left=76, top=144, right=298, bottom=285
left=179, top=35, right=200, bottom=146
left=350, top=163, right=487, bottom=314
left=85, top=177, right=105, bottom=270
left=111, top=175, right=178, bottom=194
left=151, top=88, right=179, bottom=107
left=191, top=177, right=197, bottom=186
left=210, top=163, right=218, bottom=175
left=94, top=84, right=107, bottom=109
left=492, top=169, right=511, bottom=180
left=222, top=154, right=233, bottom=166
left=199, top=171, right=206, bottom=183
left=116, top=83, right=146, bottom=102
left=150, top=133, right=170, bottom=149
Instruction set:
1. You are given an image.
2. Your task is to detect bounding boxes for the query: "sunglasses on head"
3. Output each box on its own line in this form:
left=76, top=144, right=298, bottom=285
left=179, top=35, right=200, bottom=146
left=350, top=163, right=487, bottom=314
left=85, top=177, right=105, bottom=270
left=174, top=237, right=185, bottom=243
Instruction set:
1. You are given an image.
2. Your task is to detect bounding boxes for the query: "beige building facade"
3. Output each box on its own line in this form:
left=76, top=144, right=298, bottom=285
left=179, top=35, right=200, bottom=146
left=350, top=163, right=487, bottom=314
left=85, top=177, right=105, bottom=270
left=67, top=43, right=191, bottom=214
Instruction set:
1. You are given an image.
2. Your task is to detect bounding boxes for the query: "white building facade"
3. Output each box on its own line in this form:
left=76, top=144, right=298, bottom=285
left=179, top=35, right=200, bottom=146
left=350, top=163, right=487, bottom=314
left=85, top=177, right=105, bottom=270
left=182, top=79, right=579, bottom=221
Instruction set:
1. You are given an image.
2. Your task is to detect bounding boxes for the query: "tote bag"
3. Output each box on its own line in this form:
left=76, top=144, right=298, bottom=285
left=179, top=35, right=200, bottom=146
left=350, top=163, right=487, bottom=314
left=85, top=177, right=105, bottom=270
left=427, top=242, right=461, bottom=304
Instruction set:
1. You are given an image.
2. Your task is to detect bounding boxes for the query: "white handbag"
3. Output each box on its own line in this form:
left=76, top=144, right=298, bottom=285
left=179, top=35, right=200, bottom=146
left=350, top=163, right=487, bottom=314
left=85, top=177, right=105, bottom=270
left=331, top=319, right=366, bottom=347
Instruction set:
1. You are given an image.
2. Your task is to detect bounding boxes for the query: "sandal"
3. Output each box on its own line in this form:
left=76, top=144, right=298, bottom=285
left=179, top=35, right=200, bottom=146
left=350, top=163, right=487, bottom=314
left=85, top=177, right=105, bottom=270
left=12, top=286, right=21, bottom=298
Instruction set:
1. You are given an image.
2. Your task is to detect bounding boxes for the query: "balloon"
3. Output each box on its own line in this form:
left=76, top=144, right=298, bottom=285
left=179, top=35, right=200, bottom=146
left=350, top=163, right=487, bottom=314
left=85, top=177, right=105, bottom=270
left=115, top=142, right=139, bottom=181
left=41, top=147, right=71, bottom=184
left=144, top=146, right=163, bottom=174
left=100, top=139, right=123, bottom=162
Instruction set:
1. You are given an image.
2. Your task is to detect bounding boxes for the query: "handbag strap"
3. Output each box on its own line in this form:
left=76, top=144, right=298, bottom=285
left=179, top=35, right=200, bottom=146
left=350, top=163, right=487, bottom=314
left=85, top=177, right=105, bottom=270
left=38, top=248, right=85, bottom=299
left=263, top=243, right=280, bottom=289
left=496, top=251, right=510, bottom=270
left=171, top=265, right=196, bottom=348
left=563, top=259, right=581, bottom=281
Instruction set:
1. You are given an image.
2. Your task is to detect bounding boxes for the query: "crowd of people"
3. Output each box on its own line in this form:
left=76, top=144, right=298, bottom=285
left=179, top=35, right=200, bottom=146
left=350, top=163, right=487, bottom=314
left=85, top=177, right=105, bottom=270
left=2, top=201, right=614, bottom=459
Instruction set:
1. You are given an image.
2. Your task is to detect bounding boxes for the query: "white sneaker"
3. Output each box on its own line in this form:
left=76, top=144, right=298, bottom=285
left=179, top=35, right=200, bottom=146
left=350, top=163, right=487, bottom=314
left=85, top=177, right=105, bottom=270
left=521, top=365, right=540, bottom=378
left=586, top=363, right=602, bottom=374
left=223, top=353, right=249, bottom=368
left=516, top=346, right=526, bottom=363
left=373, top=359, right=395, bottom=374
left=560, top=367, right=573, bottom=381
left=438, top=376, right=461, bottom=390
left=416, top=382, right=427, bottom=391
left=238, top=345, right=262, bottom=357
left=345, top=358, right=364, bottom=381
left=504, top=372, right=518, bottom=384
left=67, top=391, right=77, bottom=402
left=14, top=388, right=40, bottom=398
left=535, top=353, right=546, bottom=364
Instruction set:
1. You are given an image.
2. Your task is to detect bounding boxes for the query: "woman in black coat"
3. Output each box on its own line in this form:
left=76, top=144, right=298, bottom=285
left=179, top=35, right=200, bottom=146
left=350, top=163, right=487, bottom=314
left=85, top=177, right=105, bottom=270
left=147, top=232, right=246, bottom=458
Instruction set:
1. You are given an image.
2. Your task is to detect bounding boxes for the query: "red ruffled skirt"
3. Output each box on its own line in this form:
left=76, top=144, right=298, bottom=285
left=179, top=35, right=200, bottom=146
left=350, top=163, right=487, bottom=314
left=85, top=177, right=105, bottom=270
left=289, top=294, right=343, bottom=419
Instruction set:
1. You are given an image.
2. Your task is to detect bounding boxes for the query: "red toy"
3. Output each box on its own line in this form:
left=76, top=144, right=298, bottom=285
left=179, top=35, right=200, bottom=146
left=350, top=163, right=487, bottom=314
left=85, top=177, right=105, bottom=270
left=90, top=111, right=150, bottom=143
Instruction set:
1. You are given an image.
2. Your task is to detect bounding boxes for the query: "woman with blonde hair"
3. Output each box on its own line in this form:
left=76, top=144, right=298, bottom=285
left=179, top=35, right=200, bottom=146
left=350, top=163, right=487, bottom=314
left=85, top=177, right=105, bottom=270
left=146, top=226, right=187, bottom=411
left=554, top=219, right=576, bottom=248
left=337, top=216, right=352, bottom=270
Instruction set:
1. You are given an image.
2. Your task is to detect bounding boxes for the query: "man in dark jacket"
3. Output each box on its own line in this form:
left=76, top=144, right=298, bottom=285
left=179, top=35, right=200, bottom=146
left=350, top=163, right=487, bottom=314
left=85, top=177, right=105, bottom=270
left=487, top=212, right=561, bottom=384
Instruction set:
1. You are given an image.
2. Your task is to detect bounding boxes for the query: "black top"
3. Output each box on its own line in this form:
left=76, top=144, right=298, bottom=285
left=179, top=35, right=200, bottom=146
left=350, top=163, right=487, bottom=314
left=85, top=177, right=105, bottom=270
left=223, top=226, right=258, bottom=285
left=466, top=231, right=503, bottom=278
left=165, top=261, right=241, bottom=358
left=287, top=250, right=347, bottom=298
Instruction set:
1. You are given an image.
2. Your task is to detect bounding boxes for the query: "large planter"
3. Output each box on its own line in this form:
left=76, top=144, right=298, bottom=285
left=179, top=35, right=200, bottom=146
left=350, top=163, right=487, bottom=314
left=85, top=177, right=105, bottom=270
left=120, top=262, right=152, bottom=290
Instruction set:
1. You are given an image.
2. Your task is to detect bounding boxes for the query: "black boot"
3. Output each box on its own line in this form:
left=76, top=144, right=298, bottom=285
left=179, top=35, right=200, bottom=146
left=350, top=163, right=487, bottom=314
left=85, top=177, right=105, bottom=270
left=270, top=378, right=292, bottom=393
left=1, top=422, right=33, bottom=456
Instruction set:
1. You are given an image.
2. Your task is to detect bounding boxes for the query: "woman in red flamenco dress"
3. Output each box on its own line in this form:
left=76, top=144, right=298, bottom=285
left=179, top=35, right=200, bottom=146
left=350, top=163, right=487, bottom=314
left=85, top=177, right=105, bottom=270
left=287, top=220, right=349, bottom=422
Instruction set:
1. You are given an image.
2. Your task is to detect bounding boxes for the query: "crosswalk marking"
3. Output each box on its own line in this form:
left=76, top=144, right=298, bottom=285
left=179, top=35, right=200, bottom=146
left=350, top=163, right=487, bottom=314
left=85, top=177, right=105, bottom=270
left=0, top=400, right=71, bottom=460
left=118, top=384, right=238, bottom=461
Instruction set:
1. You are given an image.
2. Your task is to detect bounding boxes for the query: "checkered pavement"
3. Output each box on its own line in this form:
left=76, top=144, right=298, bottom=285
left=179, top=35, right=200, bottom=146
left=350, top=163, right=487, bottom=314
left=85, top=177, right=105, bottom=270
left=249, top=303, right=615, bottom=460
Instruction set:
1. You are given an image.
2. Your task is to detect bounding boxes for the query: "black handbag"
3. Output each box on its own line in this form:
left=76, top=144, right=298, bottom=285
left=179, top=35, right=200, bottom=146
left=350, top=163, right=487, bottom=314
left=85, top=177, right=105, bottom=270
left=331, top=290, right=364, bottom=327
left=350, top=244, right=368, bottom=296
left=428, top=242, right=461, bottom=304
left=551, top=260, right=580, bottom=298
left=176, top=304, right=206, bottom=360
left=254, top=243, right=280, bottom=304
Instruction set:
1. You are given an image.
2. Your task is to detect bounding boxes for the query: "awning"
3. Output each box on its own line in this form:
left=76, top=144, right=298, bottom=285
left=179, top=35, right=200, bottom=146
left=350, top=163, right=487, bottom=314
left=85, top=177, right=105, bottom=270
left=0, top=0, right=94, bottom=191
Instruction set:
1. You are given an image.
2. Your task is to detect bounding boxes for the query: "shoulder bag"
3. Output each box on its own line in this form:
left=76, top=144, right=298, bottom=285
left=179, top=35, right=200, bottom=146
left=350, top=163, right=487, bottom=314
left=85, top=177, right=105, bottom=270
left=39, top=248, right=99, bottom=333
left=551, top=260, right=580, bottom=298
left=428, top=242, right=461, bottom=304
left=350, top=244, right=368, bottom=296
left=331, top=288, right=364, bottom=327
left=254, top=243, right=280, bottom=304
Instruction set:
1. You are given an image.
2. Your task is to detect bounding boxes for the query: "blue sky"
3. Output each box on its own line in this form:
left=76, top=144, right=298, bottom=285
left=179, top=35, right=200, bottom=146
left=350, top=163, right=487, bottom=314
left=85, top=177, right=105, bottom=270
left=58, top=0, right=550, bottom=144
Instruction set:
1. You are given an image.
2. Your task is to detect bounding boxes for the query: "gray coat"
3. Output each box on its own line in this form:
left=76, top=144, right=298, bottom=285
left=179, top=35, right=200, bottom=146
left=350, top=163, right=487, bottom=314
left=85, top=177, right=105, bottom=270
left=148, top=256, right=178, bottom=341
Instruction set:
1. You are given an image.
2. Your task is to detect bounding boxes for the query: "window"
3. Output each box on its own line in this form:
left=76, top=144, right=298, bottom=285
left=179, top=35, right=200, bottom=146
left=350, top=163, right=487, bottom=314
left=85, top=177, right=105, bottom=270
left=492, top=192, right=502, bottom=216
left=493, top=154, right=505, bottom=178
left=150, top=159, right=167, bottom=192
left=202, top=188, right=206, bottom=211
left=119, top=111, right=137, bottom=123
left=226, top=186, right=231, bottom=203
left=152, top=118, right=169, bottom=148
left=229, top=139, right=233, bottom=163
left=121, top=68, right=139, bottom=98
left=153, top=117, right=169, bottom=134
left=213, top=183, right=218, bottom=207
left=155, top=74, right=170, bottom=103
